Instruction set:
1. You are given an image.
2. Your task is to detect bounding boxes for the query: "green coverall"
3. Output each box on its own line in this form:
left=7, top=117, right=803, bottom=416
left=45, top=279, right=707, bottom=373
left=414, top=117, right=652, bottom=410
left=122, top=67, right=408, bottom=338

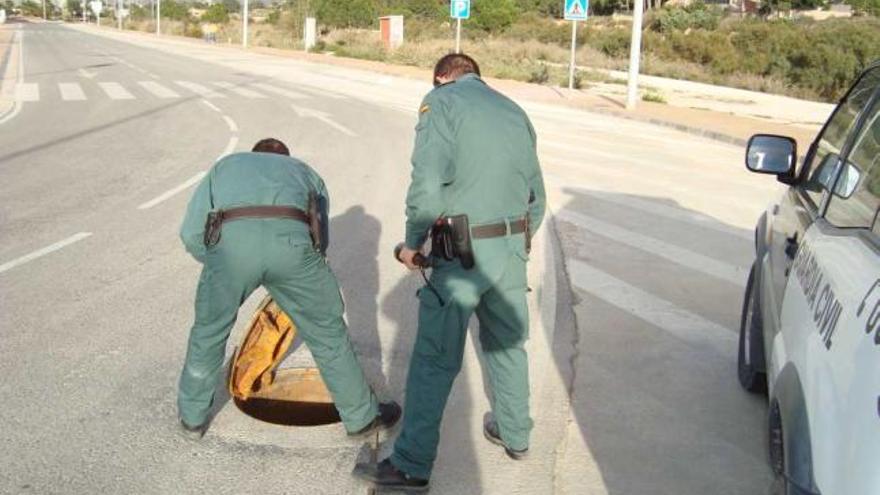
left=391, top=74, right=547, bottom=479
left=177, top=152, right=378, bottom=431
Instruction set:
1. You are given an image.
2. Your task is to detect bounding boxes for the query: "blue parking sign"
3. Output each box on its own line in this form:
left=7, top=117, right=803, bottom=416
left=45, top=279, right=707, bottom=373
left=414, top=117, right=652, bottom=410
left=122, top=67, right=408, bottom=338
left=564, top=0, right=588, bottom=20
left=451, top=0, right=470, bottom=19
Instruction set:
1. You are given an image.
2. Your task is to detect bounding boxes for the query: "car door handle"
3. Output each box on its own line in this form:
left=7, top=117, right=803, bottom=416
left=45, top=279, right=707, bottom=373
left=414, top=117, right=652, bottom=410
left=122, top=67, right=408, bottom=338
left=784, top=233, right=800, bottom=259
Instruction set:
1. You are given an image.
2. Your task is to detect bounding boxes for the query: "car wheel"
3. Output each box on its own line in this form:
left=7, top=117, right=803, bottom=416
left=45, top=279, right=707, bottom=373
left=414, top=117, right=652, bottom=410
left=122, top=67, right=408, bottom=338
left=768, top=403, right=790, bottom=495
left=739, top=262, right=767, bottom=393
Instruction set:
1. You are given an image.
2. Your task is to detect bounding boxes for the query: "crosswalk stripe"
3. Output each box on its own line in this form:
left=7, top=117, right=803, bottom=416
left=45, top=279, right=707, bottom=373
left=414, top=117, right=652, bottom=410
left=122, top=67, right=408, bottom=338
left=98, top=82, right=135, bottom=100
left=567, top=259, right=736, bottom=356
left=213, top=82, right=267, bottom=99
left=15, top=83, right=39, bottom=102
left=251, top=82, right=308, bottom=100
left=58, top=82, right=86, bottom=101
left=138, top=81, right=180, bottom=98
left=174, top=81, right=226, bottom=99
left=553, top=181, right=753, bottom=241
left=556, top=209, right=748, bottom=287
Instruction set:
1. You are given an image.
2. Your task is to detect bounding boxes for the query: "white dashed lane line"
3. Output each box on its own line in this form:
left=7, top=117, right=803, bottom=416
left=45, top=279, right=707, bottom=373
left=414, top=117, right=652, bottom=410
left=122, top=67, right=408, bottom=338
left=137, top=171, right=207, bottom=210
left=0, top=232, right=93, bottom=275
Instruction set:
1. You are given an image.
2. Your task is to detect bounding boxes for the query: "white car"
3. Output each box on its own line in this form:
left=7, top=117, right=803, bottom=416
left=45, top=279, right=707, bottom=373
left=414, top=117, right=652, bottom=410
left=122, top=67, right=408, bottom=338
left=738, top=61, right=880, bottom=495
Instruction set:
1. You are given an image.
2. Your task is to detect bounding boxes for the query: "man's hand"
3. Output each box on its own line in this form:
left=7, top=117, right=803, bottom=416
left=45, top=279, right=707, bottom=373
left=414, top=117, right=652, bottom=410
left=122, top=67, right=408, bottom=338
left=397, top=246, right=421, bottom=271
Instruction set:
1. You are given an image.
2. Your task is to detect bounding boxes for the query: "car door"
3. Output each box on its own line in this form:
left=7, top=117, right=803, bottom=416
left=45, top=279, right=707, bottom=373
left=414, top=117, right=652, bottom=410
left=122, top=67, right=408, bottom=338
left=763, top=67, right=880, bottom=339
left=778, top=83, right=880, bottom=495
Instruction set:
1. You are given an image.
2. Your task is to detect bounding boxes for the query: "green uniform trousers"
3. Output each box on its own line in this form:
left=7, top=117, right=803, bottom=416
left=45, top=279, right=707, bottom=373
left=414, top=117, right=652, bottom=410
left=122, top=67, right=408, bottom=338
left=391, top=232, right=533, bottom=479
left=177, top=219, right=378, bottom=431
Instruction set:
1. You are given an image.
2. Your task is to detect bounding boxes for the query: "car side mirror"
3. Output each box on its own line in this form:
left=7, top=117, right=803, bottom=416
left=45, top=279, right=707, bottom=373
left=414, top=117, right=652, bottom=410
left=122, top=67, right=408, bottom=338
left=833, top=161, right=862, bottom=199
left=746, top=134, right=797, bottom=182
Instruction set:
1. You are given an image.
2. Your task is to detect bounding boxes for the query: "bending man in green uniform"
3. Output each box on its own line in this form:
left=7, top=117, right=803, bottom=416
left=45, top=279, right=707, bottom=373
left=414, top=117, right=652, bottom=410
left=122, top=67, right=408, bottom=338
left=177, top=138, right=400, bottom=438
left=354, top=54, right=546, bottom=491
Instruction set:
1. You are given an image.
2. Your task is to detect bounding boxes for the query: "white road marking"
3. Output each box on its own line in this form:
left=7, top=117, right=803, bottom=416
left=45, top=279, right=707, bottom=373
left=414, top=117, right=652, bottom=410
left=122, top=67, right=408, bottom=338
left=58, top=82, right=86, bottom=101
left=291, top=104, right=357, bottom=137
left=0, top=232, right=93, bottom=275
left=98, top=82, right=135, bottom=100
left=0, top=28, right=25, bottom=124
left=551, top=179, right=753, bottom=241
left=175, top=81, right=226, bottom=99
left=567, top=259, right=736, bottom=356
left=218, top=135, right=239, bottom=161
left=15, top=82, right=39, bottom=101
left=556, top=209, right=747, bottom=287
left=201, top=99, right=221, bottom=112
left=222, top=115, right=238, bottom=132
left=137, top=172, right=207, bottom=210
left=213, top=81, right=267, bottom=99
left=138, top=81, right=180, bottom=98
left=251, top=82, right=308, bottom=100
left=77, top=68, right=97, bottom=79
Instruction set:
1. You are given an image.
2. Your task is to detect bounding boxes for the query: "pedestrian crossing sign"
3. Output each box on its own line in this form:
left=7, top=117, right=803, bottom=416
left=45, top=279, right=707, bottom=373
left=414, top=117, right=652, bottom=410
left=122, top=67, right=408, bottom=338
left=451, top=0, right=470, bottom=19
left=564, top=0, right=588, bottom=20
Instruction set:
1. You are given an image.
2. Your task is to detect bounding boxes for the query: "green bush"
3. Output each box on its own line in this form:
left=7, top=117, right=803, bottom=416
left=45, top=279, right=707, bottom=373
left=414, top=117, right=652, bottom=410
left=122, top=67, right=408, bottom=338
left=528, top=63, right=550, bottom=84
left=650, top=2, right=722, bottom=33
left=201, top=3, right=229, bottom=23
left=315, top=0, right=377, bottom=28
left=160, top=0, right=190, bottom=21
left=589, top=29, right=630, bottom=58
left=185, top=23, right=204, bottom=38
left=471, top=0, right=520, bottom=32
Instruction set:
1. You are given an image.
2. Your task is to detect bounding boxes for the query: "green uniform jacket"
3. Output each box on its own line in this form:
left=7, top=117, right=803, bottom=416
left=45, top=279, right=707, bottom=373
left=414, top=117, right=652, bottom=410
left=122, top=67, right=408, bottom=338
left=179, top=152, right=329, bottom=262
left=404, top=73, right=546, bottom=249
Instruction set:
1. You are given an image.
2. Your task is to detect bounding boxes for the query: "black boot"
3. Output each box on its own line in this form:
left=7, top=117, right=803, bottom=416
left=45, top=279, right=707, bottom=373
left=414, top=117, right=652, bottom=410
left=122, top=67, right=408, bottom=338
left=348, top=401, right=402, bottom=437
left=353, top=458, right=429, bottom=492
left=179, top=418, right=208, bottom=440
left=483, top=418, right=528, bottom=460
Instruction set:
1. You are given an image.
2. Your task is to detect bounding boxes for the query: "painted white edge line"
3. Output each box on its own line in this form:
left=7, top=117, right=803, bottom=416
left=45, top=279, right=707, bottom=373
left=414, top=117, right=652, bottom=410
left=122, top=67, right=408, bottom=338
left=201, top=99, right=221, bottom=113
left=0, top=27, right=25, bottom=126
left=137, top=171, right=207, bottom=210
left=0, top=232, right=93, bottom=274
left=222, top=115, right=238, bottom=133
left=218, top=135, right=239, bottom=161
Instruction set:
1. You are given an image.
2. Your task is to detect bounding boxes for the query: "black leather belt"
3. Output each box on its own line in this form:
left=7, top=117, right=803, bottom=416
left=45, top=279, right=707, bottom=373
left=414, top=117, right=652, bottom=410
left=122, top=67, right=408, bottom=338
left=471, top=218, right=527, bottom=239
left=221, top=205, right=310, bottom=224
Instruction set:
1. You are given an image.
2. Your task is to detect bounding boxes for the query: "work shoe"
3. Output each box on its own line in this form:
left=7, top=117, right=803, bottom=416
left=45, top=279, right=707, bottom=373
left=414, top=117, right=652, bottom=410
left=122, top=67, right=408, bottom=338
left=352, top=458, right=429, bottom=492
left=349, top=401, right=402, bottom=437
left=179, top=418, right=208, bottom=440
left=483, top=418, right=529, bottom=460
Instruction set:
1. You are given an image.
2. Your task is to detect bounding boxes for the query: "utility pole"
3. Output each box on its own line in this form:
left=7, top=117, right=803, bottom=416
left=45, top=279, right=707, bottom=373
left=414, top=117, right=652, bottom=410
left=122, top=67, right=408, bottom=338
left=156, top=0, right=160, bottom=35
left=117, top=0, right=121, bottom=29
left=82, top=1, right=86, bottom=22
left=242, top=0, right=249, bottom=48
left=42, top=0, right=47, bottom=19
left=626, top=0, right=644, bottom=110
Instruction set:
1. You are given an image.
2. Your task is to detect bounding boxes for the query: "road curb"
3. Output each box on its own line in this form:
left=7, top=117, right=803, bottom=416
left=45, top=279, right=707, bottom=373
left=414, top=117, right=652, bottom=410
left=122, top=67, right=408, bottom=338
left=0, top=26, right=18, bottom=121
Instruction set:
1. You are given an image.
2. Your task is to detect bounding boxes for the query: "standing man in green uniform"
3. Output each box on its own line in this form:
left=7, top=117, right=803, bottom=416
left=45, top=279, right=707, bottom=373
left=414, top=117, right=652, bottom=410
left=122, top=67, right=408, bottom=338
left=354, top=54, right=546, bottom=491
left=177, top=138, right=400, bottom=438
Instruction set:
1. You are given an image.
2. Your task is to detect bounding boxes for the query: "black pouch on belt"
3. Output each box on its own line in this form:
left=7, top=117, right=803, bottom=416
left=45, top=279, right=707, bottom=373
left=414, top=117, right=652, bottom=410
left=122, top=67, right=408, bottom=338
left=204, top=211, right=223, bottom=247
left=307, top=191, right=326, bottom=255
left=447, top=215, right=475, bottom=269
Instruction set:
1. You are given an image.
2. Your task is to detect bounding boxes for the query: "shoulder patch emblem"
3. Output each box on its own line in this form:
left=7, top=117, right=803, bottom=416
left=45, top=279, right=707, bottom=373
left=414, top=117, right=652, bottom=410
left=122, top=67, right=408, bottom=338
left=419, top=104, right=430, bottom=114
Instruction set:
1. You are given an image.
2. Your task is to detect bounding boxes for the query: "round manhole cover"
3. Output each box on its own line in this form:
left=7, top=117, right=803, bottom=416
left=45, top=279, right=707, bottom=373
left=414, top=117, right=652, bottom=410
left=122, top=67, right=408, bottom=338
left=235, top=367, right=341, bottom=426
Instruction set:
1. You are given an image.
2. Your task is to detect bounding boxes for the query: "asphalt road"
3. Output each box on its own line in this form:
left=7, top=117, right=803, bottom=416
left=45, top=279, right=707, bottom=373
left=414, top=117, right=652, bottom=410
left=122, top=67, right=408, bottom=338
left=0, top=20, right=781, bottom=495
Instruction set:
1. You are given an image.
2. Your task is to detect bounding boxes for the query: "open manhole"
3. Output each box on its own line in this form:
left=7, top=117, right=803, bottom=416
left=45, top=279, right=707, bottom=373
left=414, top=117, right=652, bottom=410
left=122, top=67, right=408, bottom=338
left=229, top=296, right=341, bottom=427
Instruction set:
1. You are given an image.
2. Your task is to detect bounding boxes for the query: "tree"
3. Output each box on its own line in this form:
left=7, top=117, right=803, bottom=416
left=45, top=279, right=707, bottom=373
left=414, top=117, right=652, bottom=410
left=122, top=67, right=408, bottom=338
left=472, top=0, right=519, bottom=31
left=846, top=0, right=880, bottom=15
left=201, top=3, right=229, bottom=22
left=314, top=0, right=377, bottom=27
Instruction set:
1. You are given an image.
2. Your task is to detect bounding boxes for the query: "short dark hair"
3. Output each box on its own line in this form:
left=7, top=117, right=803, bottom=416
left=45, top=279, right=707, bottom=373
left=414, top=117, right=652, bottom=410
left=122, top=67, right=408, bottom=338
left=433, top=53, right=480, bottom=86
left=252, top=138, right=290, bottom=156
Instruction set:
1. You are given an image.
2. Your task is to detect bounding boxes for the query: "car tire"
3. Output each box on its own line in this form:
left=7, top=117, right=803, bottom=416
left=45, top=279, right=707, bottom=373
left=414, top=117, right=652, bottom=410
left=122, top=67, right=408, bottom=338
left=739, top=262, right=767, bottom=393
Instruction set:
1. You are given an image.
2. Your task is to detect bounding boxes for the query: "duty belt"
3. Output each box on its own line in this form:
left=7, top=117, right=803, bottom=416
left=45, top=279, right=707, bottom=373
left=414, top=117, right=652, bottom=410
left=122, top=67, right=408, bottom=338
left=219, top=205, right=310, bottom=224
left=471, top=218, right=527, bottom=239
left=204, top=205, right=311, bottom=248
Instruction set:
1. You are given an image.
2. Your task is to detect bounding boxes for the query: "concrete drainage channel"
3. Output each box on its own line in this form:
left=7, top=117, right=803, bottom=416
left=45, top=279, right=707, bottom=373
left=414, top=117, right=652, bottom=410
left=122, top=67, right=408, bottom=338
left=229, top=296, right=379, bottom=494
left=233, top=368, right=341, bottom=426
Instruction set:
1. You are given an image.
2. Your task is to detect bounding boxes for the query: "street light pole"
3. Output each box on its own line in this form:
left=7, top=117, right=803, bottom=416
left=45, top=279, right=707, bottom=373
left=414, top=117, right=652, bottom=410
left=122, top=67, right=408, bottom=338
left=626, top=0, right=644, bottom=110
left=42, top=0, right=47, bottom=19
left=117, top=0, right=122, bottom=29
left=156, top=0, right=160, bottom=35
left=242, top=0, right=249, bottom=48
